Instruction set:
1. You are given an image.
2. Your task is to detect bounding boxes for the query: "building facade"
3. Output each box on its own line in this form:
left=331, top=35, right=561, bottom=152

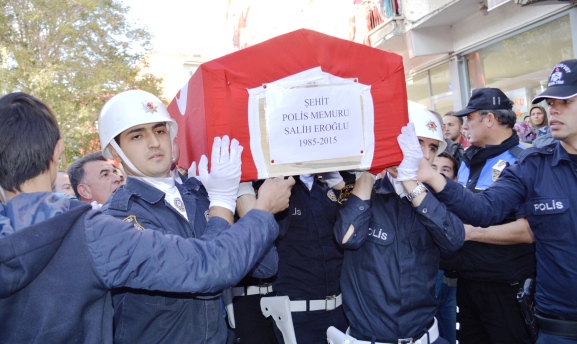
left=367, top=0, right=576, bottom=117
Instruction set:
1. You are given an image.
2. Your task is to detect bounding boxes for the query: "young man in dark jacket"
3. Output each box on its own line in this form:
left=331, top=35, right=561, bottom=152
left=330, top=104, right=464, bottom=344
left=0, top=92, right=294, bottom=344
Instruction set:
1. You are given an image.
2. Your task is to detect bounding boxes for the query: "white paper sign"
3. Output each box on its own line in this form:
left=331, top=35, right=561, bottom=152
left=266, top=83, right=364, bottom=164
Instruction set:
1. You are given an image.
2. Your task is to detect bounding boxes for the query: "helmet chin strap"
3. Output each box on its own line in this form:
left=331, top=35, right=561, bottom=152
left=109, top=140, right=146, bottom=177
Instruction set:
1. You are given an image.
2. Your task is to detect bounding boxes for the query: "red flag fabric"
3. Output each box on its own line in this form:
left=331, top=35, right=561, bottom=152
left=167, top=28, right=407, bottom=180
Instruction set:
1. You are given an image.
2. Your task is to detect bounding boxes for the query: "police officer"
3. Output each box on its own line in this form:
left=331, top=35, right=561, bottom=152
left=97, top=90, right=280, bottom=344
left=413, top=59, right=577, bottom=344
left=441, top=88, right=534, bottom=344
left=267, top=171, right=350, bottom=343
left=331, top=104, right=464, bottom=343
left=225, top=182, right=279, bottom=344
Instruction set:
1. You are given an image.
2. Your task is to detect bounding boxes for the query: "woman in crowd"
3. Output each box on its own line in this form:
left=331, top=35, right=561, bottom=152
left=529, top=105, right=549, bottom=138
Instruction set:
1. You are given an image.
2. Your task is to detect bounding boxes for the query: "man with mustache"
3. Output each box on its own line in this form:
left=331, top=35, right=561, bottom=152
left=68, top=151, right=121, bottom=206
left=98, top=90, right=281, bottom=343
left=412, top=59, right=577, bottom=343
left=436, top=88, right=534, bottom=344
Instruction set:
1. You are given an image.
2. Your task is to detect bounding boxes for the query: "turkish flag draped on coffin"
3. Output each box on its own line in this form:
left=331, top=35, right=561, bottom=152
left=167, top=28, right=408, bottom=181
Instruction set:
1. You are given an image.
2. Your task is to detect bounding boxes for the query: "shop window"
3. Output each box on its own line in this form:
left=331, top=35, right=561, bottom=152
left=406, top=71, right=429, bottom=107
left=465, top=14, right=573, bottom=118
left=407, top=63, right=454, bottom=115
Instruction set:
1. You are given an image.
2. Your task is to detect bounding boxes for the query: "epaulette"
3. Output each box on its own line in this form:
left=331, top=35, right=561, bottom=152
left=517, top=143, right=557, bottom=163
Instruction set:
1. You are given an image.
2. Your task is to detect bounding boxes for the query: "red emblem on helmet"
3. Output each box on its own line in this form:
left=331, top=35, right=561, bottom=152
left=426, top=120, right=437, bottom=132
left=142, top=101, right=158, bottom=113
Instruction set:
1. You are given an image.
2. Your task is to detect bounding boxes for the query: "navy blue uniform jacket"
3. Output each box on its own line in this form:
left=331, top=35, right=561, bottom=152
left=435, top=143, right=577, bottom=320
left=274, top=177, right=344, bottom=299
left=335, top=176, right=464, bottom=340
left=102, top=177, right=277, bottom=344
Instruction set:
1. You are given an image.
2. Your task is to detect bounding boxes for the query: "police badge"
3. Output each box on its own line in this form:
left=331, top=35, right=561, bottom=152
left=492, top=160, right=509, bottom=181
left=327, top=189, right=337, bottom=202
left=425, top=120, right=437, bottom=132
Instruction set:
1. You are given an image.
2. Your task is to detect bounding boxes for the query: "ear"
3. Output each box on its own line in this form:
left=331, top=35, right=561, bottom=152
left=52, top=138, right=64, bottom=163
left=50, top=139, right=65, bottom=184
left=485, top=113, right=496, bottom=127
left=77, top=184, right=92, bottom=201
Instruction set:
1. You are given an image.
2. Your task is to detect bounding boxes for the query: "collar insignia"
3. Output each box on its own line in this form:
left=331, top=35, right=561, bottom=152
left=173, top=197, right=185, bottom=212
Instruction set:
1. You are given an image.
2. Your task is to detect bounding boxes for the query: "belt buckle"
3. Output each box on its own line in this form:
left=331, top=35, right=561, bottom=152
left=398, top=339, right=414, bottom=344
left=325, top=295, right=337, bottom=311
left=258, top=283, right=271, bottom=295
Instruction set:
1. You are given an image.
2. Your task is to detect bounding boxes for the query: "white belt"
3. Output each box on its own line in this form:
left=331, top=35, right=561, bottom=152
left=289, top=293, right=342, bottom=312
left=351, top=317, right=439, bottom=344
left=231, top=284, right=273, bottom=297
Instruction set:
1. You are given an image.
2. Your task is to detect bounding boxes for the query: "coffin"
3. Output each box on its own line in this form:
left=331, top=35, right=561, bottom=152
left=167, top=29, right=408, bottom=180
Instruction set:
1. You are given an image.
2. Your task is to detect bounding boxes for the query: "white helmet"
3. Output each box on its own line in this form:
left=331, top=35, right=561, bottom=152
left=408, top=101, right=447, bottom=154
left=98, top=90, right=178, bottom=159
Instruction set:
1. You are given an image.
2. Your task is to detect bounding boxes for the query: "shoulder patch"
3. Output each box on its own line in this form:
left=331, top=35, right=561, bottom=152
left=123, top=215, right=145, bottom=231
left=338, top=183, right=355, bottom=204
left=518, top=144, right=556, bottom=163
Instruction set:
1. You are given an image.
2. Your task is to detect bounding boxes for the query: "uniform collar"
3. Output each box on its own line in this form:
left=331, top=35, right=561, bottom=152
left=129, top=177, right=166, bottom=203
left=107, top=177, right=195, bottom=213
left=551, top=142, right=573, bottom=167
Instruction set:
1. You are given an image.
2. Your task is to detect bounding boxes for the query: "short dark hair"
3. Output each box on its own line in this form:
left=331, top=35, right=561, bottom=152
left=478, top=109, right=516, bottom=129
left=0, top=92, right=61, bottom=192
left=444, top=112, right=463, bottom=125
left=437, top=151, right=460, bottom=173
left=68, top=151, right=107, bottom=198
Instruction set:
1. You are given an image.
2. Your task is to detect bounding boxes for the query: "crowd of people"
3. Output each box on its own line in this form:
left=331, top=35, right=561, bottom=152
left=1, top=59, right=576, bottom=344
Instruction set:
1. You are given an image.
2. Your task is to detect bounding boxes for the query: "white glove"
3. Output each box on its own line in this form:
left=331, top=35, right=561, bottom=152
left=237, top=181, right=256, bottom=198
left=188, top=161, right=198, bottom=179
left=318, top=172, right=344, bottom=188
left=392, top=178, right=407, bottom=198
left=396, top=123, right=423, bottom=181
left=198, top=136, right=243, bottom=212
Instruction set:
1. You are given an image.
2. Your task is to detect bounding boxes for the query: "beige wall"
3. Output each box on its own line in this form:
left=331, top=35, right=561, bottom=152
left=451, top=1, right=572, bottom=54
left=140, top=52, right=207, bottom=102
